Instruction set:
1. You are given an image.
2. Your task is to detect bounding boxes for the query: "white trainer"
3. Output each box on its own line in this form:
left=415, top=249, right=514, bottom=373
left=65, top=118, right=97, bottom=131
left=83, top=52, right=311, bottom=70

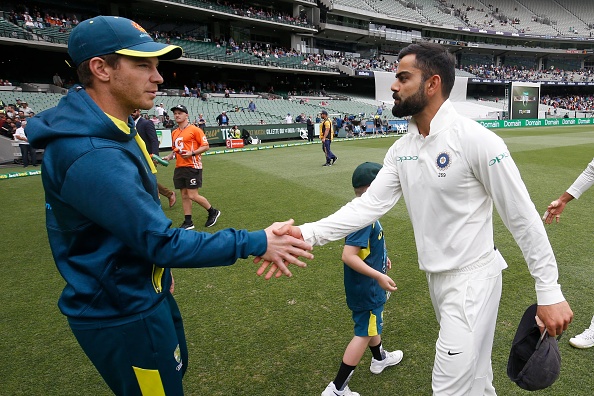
left=369, top=349, right=403, bottom=374
left=321, top=381, right=360, bottom=396
left=569, top=327, right=594, bottom=349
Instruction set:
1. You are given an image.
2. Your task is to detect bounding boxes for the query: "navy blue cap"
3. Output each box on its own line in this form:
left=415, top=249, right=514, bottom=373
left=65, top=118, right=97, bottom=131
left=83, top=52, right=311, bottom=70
left=68, top=16, right=183, bottom=66
left=507, top=304, right=562, bottom=391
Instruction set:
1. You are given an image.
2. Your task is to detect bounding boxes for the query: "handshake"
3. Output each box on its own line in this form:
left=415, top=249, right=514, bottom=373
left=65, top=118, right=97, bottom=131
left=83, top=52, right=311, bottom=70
left=541, top=198, right=566, bottom=224
left=255, top=219, right=312, bottom=280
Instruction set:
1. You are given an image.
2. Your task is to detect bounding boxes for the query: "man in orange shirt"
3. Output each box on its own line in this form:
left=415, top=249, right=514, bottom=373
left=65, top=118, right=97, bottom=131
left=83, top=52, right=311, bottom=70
left=164, top=104, right=220, bottom=229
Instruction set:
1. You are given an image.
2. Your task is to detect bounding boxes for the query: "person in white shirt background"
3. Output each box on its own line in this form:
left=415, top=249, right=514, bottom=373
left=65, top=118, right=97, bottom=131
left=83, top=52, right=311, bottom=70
left=14, top=120, right=37, bottom=167
left=155, top=103, right=165, bottom=123
left=543, top=158, right=594, bottom=349
left=261, top=42, right=573, bottom=396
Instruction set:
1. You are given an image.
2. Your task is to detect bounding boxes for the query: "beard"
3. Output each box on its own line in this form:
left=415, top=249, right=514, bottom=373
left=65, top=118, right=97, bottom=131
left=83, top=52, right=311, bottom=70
left=392, top=84, right=428, bottom=117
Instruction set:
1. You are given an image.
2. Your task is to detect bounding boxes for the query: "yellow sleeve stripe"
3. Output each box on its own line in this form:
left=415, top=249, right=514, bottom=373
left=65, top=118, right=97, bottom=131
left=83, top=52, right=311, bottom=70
left=132, top=366, right=165, bottom=396
left=358, top=245, right=370, bottom=261
left=356, top=223, right=374, bottom=261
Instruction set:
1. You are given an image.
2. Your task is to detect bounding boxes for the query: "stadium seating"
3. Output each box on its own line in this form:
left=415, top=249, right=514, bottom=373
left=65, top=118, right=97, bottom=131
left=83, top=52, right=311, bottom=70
left=1, top=0, right=593, bottom=132
left=0, top=16, right=32, bottom=40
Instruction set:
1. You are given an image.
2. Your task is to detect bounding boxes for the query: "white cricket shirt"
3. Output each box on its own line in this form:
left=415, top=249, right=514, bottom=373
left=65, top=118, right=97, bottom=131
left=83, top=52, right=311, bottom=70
left=300, top=100, right=564, bottom=305
left=567, top=157, right=594, bottom=199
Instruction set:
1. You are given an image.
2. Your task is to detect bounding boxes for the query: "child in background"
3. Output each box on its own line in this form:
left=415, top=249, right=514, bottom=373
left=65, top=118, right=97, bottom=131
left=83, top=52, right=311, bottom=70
left=322, top=162, right=403, bottom=396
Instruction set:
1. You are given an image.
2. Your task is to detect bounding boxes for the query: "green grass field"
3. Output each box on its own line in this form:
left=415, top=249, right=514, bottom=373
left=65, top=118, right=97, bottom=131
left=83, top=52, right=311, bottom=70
left=1, top=127, right=593, bottom=395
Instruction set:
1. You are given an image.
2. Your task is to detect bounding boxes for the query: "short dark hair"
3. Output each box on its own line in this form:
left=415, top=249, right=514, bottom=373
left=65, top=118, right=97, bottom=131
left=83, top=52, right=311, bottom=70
left=76, top=54, right=122, bottom=88
left=398, top=42, right=455, bottom=98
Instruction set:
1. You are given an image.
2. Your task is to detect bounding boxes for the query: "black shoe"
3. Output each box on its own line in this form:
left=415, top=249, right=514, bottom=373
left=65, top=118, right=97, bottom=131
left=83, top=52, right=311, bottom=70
left=323, top=163, right=331, bottom=167
left=332, top=157, right=337, bottom=165
left=179, top=220, right=195, bottom=230
left=205, top=209, right=221, bottom=227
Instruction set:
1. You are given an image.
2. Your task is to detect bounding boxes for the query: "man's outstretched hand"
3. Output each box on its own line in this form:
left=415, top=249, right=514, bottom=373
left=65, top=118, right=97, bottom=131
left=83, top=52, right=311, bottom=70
left=255, top=220, right=312, bottom=279
left=254, top=222, right=308, bottom=279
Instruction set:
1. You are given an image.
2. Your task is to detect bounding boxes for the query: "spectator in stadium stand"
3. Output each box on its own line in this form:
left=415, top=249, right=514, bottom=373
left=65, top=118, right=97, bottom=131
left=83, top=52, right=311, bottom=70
left=53, top=72, right=63, bottom=87
left=335, top=116, right=343, bottom=136
left=5, top=105, right=15, bottom=118
left=26, top=16, right=312, bottom=396
left=306, top=115, right=315, bottom=142
left=196, top=114, right=206, bottom=130
left=0, top=113, right=14, bottom=138
left=230, top=125, right=241, bottom=139
left=241, top=128, right=251, bottom=146
left=248, top=100, right=256, bottom=112
left=14, top=120, right=37, bottom=167
left=285, top=113, right=293, bottom=123
left=163, top=115, right=175, bottom=129
left=216, top=111, right=230, bottom=126
left=20, top=102, right=34, bottom=116
left=155, top=103, right=165, bottom=123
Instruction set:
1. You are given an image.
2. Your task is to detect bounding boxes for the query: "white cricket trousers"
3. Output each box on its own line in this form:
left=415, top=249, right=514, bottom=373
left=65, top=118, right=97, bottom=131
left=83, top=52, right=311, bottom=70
left=427, top=249, right=504, bottom=396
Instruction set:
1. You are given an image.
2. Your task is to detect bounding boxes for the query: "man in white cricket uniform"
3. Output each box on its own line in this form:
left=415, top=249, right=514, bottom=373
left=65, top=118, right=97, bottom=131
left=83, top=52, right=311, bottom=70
left=263, top=42, right=573, bottom=396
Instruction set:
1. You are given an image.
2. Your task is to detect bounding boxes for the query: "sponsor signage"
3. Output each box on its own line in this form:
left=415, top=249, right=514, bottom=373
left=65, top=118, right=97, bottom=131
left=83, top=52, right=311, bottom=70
left=477, top=117, right=593, bottom=129
left=467, top=78, right=594, bottom=86
left=355, top=70, right=374, bottom=77
left=158, top=124, right=306, bottom=148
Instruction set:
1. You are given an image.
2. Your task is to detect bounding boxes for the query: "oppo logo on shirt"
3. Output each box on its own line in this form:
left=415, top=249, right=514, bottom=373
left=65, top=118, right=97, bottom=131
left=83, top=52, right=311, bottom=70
left=489, top=152, right=510, bottom=166
left=396, top=155, right=418, bottom=162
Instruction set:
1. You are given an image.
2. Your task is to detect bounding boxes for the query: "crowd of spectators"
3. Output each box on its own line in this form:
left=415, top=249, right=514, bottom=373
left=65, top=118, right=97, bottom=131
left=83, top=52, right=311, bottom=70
left=542, top=94, right=594, bottom=112
left=153, top=29, right=340, bottom=70
left=216, top=1, right=310, bottom=27
left=340, top=56, right=399, bottom=73
left=6, top=7, right=80, bottom=32
left=0, top=100, right=35, bottom=139
left=442, top=2, right=524, bottom=31
left=180, top=80, right=257, bottom=99
left=152, top=0, right=310, bottom=28
left=462, top=64, right=594, bottom=82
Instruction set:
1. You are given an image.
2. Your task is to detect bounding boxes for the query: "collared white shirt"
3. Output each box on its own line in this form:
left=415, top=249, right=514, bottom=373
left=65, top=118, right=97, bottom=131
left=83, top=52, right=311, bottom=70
left=567, top=158, right=594, bottom=199
left=300, top=100, right=564, bottom=305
